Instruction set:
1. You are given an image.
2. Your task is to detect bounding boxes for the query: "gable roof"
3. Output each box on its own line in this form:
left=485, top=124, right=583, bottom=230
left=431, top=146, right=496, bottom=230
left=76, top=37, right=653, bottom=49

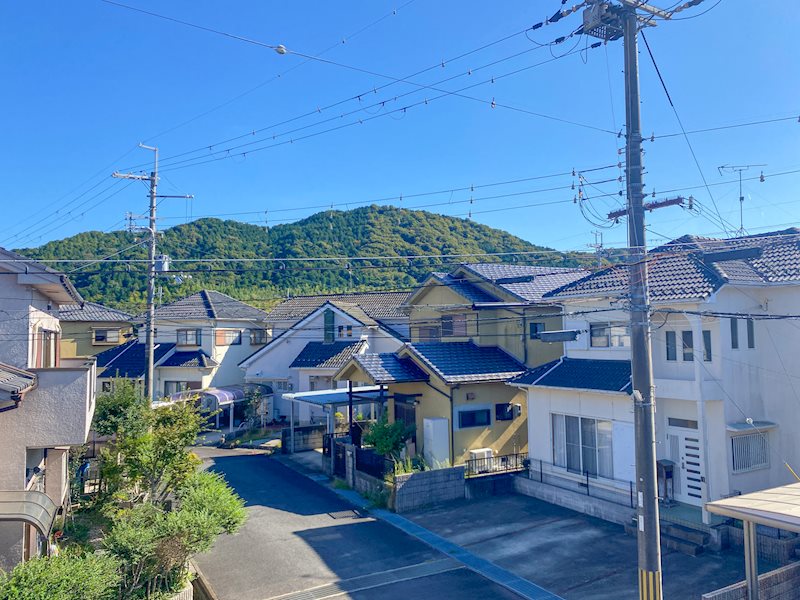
left=0, top=248, right=83, bottom=305
left=428, top=273, right=500, bottom=303
left=289, top=341, right=366, bottom=370
left=511, top=357, right=632, bottom=393
left=266, top=291, right=411, bottom=322
left=0, top=363, right=37, bottom=396
left=350, top=353, right=429, bottom=384
left=548, top=229, right=800, bottom=302
left=59, top=301, right=133, bottom=322
left=147, top=290, right=269, bottom=322
left=159, top=349, right=218, bottom=369
left=95, top=340, right=175, bottom=378
left=458, top=263, right=589, bottom=302
left=405, top=341, right=526, bottom=384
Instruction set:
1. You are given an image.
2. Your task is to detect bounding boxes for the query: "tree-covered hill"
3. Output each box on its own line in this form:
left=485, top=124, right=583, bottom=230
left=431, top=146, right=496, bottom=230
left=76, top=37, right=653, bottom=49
left=18, top=205, right=604, bottom=312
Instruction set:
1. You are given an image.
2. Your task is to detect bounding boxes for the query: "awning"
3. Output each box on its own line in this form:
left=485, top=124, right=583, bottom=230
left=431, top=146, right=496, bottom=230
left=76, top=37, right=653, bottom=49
left=0, top=490, right=58, bottom=536
left=165, top=383, right=273, bottom=407
left=282, top=385, right=386, bottom=408
left=726, top=420, right=778, bottom=433
left=706, top=482, right=800, bottom=533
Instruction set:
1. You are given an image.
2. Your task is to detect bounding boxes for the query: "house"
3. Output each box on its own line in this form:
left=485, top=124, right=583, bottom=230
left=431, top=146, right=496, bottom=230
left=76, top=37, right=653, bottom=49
left=95, top=291, right=270, bottom=425
left=240, top=300, right=406, bottom=422
left=512, top=229, right=800, bottom=517
left=0, top=249, right=96, bottom=570
left=58, top=301, right=134, bottom=359
left=335, top=263, right=588, bottom=466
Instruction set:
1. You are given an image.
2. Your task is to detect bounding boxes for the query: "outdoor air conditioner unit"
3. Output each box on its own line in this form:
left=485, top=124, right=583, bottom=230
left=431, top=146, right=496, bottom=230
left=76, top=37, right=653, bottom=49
left=469, top=448, right=493, bottom=461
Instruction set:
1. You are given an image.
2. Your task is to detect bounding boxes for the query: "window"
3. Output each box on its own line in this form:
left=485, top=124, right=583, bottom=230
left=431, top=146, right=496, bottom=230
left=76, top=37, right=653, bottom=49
left=551, top=413, right=613, bottom=479
left=747, top=318, right=755, bottom=349
left=668, top=417, right=698, bottom=429
left=495, top=403, right=514, bottom=421
left=214, top=329, right=242, bottom=346
left=324, top=309, right=335, bottom=343
left=442, top=314, right=467, bottom=337
left=731, top=433, right=769, bottom=473
left=164, top=381, right=191, bottom=396
left=101, top=381, right=112, bottom=393
left=458, top=409, right=491, bottom=428
left=394, top=396, right=417, bottom=443
left=730, top=318, right=739, bottom=349
left=176, top=329, right=201, bottom=346
left=529, top=322, right=545, bottom=340
left=417, top=326, right=440, bottom=342
left=34, top=329, right=59, bottom=368
left=666, top=331, right=677, bottom=361
left=590, top=322, right=630, bottom=348
left=702, top=330, right=712, bottom=362
left=93, top=329, right=119, bottom=345
left=681, top=331, right=694, bottom=361
left=249, top=329, right=269, bottom=345
left=337, top=325, right=353, bottom=338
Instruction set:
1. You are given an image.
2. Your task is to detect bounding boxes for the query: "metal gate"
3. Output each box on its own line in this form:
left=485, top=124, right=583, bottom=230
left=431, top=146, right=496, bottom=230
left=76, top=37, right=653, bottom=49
left=334, top=442, right=347, bottom=478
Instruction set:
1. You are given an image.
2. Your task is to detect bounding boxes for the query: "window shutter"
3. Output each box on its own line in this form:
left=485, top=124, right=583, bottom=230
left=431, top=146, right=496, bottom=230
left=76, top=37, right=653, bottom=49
left=324, top=309, right=334, bottom=343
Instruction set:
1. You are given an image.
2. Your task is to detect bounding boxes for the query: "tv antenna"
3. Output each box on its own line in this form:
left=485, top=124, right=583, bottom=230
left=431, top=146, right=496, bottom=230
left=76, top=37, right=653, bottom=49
left=717, top=164, right=767, bottom=235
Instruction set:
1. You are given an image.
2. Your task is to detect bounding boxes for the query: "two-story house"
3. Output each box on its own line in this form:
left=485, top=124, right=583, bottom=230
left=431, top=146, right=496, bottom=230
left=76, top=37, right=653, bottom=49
left=512, top=229, right=800, bottom=518
left=58, top=301, right=134, bottom=359
left=335, top=263, right=587, bottom=466
left=0, top=249, right=96, bottom=571
left=95, top=290, right=270, bottom=426
left=240, top=298, right=408, bottom=423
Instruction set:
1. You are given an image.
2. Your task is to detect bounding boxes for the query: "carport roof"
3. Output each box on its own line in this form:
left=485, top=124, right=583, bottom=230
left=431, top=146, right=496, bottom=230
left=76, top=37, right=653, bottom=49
left=282, top=386, right=386, bottom=408
left=705, top=482, right=800, bottom=533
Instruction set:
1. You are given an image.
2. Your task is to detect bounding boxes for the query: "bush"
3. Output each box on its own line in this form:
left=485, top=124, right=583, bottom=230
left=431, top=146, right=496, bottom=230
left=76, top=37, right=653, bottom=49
left=361, top=414, right=411, bottom=459
left=0, top=554, right=121, bottom=600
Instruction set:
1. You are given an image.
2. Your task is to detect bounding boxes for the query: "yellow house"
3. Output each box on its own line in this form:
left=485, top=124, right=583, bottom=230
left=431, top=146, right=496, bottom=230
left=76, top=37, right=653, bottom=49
left=335, top=263, right=588, bottom=466
left=58, top=301, right=134, bottom=359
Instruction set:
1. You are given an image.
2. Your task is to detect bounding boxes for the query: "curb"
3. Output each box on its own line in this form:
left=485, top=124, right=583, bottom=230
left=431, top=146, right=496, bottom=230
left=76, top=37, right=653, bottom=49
left=190, top=559, right=220, bottom=600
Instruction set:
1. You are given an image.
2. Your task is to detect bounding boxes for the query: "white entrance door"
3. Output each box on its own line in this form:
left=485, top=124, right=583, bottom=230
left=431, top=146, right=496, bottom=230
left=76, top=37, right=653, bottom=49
left=667, top=427, right=705, bottom=506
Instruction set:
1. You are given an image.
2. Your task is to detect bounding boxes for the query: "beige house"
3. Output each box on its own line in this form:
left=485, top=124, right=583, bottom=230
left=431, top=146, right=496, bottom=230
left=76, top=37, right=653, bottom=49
left=0, top=249, right=96, bottom=571
left=58, top=301, right=134, bottom=359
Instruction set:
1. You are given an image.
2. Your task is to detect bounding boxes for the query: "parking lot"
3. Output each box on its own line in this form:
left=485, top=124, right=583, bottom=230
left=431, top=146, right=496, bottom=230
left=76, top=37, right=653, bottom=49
left=407, top=494, right=756, bottom=600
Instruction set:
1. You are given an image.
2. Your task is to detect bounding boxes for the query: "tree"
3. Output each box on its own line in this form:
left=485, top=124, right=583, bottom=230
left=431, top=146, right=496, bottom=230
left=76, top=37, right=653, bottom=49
left=0, top=554, right=121, bottom=600
left=361, top=414, right=411, bottom=460
left=92, top=378, right=148, bottom=438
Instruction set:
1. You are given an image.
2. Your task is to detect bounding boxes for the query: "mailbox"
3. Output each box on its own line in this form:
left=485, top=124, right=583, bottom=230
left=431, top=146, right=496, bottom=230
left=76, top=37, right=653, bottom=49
left=657, top=459, right=676, bottom=506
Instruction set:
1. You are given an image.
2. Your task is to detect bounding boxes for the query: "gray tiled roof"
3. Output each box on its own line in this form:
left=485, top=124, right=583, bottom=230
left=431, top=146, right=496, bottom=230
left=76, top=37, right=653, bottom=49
left=430, top=273, right=500, bottom=303
left=352, top=353, right=429, bottom=384
left=148, top=290, right=269, bottom=322
left=96, top=341, right=175, bottom=378
left=290, top=341, right=366, bottom=370
left=0, top=363, right=37, bottom=395
left=159, top=350, right=218, bottom=368
left=461, top=263, right=589, bottom=301
left=266, top=292, right=411, bottom=322
left=511, top=357, right=631, bottom=393
left=406, top=342, right=526, bottom=384
left=328, top=301, right=378, bottom=326
left=548, top=229, right=800, bottom=301
left=58, top=301, right=133, bottom=322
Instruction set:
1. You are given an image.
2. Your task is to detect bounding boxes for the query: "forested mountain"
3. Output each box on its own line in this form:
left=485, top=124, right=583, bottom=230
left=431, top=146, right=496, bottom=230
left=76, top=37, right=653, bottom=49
left=18, top=205, right=606, bottom=313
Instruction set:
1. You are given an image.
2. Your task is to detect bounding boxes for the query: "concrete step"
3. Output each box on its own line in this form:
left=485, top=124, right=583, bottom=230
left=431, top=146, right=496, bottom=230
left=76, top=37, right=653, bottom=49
left=661, top=522, right=709, bottom=546
left=623, top=523, right=705, bottom=557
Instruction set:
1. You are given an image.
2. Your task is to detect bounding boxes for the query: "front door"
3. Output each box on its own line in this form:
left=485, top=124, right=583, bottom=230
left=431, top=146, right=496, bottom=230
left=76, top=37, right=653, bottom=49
left=667, top=427, right=705, bottom=506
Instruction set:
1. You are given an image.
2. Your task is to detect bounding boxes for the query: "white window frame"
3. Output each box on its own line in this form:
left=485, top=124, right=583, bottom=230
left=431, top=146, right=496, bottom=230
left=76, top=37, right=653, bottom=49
left=589, top=322, right=630, bottom=348
left=551, top=413, right=614, bottom=479
left=731, top=432, right=769, bottom=473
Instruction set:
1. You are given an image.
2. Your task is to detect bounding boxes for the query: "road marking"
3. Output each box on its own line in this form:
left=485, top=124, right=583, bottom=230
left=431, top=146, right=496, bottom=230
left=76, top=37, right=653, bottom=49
left=263, top=558, right=461, bottom=600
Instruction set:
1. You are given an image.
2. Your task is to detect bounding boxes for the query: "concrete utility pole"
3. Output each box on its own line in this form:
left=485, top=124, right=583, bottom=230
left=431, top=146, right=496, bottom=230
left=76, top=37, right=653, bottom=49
left=114, top=145, right=192, bottom=401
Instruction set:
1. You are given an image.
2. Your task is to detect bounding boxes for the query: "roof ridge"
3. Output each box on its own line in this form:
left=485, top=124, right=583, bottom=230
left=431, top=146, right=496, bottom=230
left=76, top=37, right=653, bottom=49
left=201, top=290, right=216, bottom=319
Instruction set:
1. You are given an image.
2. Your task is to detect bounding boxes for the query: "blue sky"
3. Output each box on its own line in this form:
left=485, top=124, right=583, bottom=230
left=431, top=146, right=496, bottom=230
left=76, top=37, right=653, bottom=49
left=1, top=0, right=798, bottom=254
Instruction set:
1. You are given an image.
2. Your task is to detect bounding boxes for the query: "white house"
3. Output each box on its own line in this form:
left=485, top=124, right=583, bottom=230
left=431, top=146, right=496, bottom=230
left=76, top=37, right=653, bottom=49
left=512, top=229, right=800, bottom=519
left=0, top=249, right=96, bottom=571
left=240, top=300, right=406, bottom=422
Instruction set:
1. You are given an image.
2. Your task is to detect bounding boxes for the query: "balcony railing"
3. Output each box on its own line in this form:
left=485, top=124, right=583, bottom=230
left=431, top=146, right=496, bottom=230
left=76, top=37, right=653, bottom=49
left=465, top=452, right=528, bottom=477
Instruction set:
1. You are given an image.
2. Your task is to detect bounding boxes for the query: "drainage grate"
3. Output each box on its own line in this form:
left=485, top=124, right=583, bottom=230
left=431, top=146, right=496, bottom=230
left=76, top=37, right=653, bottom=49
left=327, top=509, right=366, bottom=520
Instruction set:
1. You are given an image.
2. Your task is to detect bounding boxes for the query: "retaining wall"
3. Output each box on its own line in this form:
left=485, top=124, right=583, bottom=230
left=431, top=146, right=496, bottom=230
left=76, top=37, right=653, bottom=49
left=393, top=466, right=466, bottom=513
left=702, top=562, right=800, bottom=600
left=727, top=525, right=800, bottom=565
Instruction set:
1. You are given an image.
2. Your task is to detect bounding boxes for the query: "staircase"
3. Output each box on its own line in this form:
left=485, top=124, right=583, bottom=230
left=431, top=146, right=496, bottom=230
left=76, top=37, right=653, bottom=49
left=624, top=520, right=710, bottom=556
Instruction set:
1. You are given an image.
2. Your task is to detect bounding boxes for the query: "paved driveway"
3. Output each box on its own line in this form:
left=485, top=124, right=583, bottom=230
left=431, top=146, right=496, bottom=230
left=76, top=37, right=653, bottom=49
left=192, top=448, right=522, bottom=600
left=408, top=494, right=757, bottom=600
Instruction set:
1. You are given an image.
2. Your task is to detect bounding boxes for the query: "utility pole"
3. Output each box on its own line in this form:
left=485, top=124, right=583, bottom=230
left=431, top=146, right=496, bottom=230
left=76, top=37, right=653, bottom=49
left=114, top=145, right=192, bottom=401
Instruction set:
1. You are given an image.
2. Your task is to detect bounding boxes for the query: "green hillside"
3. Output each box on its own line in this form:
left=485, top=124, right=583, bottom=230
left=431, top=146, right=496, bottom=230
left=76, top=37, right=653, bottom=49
left=18, top=206, right=603, bottom=313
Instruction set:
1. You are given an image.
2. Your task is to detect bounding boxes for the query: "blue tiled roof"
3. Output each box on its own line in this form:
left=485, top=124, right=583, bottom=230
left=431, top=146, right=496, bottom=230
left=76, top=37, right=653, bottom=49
left=352, top=353, right=429, bottom=384
left=96, top=340, right=175, bottom=378
left=511, top=357, right=631, bottom=393
left=406, top=342, right=526, bottom=384
left=159, top=350, right=218, bottom=368
left=290, top=341, right=366, bottom=369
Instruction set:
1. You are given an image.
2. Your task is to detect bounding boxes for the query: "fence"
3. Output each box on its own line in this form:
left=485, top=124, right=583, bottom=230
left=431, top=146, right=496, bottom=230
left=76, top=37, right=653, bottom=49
left=465, top=452, right=527, bottom=477
left=525, top=458, right=636, bottom=509
left=355, top=447, right=393, bottom=479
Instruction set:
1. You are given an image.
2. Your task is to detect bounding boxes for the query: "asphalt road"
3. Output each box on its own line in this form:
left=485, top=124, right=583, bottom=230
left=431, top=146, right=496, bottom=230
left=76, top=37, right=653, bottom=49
left=192, top=448, right=521, bottom=600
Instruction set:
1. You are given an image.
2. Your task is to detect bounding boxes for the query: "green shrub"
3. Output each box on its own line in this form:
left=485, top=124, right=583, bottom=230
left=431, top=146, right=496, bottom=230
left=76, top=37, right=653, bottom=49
left=0, top=553, right=121, bottom=600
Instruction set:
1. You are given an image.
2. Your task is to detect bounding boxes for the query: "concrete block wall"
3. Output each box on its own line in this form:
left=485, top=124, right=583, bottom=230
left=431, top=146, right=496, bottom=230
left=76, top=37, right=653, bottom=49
left=514, top=474, right=635, bottom=526
left=727, top=525, right=800, bottom=565
left=353, top=470, right=385, bottom=498
left=702, top=562, right=800, bottom=600
left=393, top=466, right=465, bottom=513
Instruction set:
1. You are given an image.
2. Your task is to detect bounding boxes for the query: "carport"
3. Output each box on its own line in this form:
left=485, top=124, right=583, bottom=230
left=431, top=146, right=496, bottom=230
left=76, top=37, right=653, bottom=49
left=281, top=384, right=387, bottom=453
left=706, top=482, right=800, bottom=599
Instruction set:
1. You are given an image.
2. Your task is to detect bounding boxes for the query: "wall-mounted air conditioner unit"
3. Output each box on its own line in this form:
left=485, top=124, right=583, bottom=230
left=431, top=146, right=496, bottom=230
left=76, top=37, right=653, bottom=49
left=469, top=448, right=493, bottom=461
